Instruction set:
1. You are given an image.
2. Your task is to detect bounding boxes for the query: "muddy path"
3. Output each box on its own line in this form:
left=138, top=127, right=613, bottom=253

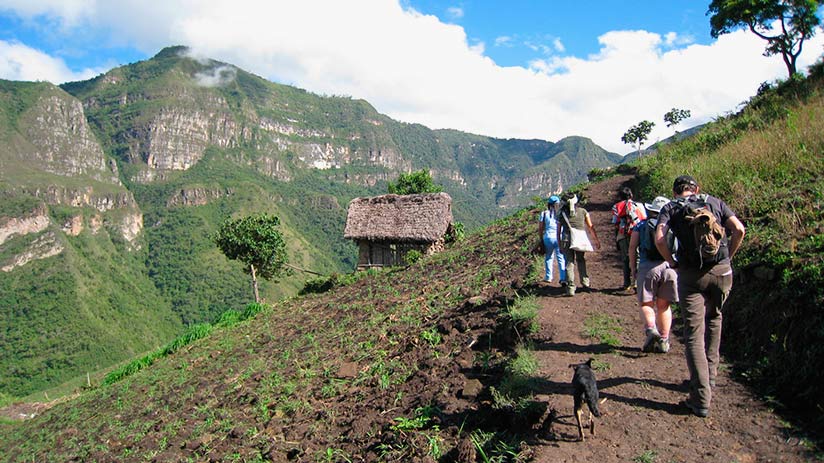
left=527, top=174, right=810, bottom=463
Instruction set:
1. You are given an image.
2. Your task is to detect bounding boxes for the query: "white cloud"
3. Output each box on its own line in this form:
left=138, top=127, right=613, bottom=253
left=552, top=37, right=565, bottom=53
left=193, top=64, right=237, bottom=87
left=0, top=40, right=100, bottom=82
left=494, top=35, right=513, bottom=47
left=1, top=1, right=822, bottom=154
left=446, top=6, right=463, bottom=20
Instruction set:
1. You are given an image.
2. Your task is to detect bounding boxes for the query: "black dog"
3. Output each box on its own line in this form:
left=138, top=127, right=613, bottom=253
left=570, top=358, right=602, bottom=441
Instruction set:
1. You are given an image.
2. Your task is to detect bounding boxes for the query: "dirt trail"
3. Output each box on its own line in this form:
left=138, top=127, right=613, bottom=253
left=528, top=175, right=809, bottom=463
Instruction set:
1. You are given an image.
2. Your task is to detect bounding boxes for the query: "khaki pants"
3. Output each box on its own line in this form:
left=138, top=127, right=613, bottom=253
left=677, top=264, right=733, bottom=409
left=562, top=248, right=589, bottom=291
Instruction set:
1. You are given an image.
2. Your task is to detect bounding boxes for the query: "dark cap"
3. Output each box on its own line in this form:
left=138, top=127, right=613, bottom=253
left=673, top=175, right=698, bottom=193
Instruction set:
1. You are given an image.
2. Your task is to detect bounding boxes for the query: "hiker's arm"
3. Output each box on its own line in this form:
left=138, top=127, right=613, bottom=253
left=726, top=215, right=746, bottom=259
left=538, top=215, right=545, bottom=238
left=585, top=213, right=601, bottom=250
left=628, top=230, right=639, bottom=280
left=655, top=222, right=677, bottom=268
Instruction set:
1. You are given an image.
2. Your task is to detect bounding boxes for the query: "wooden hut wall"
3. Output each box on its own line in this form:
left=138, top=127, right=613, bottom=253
left=356, top=240, right=428, bottom=269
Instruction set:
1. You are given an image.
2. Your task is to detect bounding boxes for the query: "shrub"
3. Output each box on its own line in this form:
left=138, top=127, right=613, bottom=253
left=404, top=250, right=423, bottom=265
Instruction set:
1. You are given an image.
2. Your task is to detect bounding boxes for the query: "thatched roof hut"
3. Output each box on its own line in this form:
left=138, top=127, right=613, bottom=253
left=344, top=192, right=453, bottom=269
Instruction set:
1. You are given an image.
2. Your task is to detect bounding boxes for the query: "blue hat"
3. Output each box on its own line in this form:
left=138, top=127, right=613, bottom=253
left=548, top=195, right=560, bottom=204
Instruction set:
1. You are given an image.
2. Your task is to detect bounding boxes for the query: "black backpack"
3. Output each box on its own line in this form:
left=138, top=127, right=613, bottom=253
left=642, top=219, right=676, bottom=262
left=672, top=195, right=727, bottom=267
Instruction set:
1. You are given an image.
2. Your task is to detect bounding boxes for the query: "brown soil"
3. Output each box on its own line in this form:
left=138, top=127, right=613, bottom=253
left=0, top=174, right=815, bottom=462
left=527, top=175, right=810, bottom=462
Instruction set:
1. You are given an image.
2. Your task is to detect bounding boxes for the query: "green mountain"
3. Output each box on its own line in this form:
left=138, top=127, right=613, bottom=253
left=0, top=46, right=622, bottom=396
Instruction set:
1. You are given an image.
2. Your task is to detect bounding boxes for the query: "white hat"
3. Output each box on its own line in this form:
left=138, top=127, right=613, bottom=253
left=645, top=196, right=670, bottom=213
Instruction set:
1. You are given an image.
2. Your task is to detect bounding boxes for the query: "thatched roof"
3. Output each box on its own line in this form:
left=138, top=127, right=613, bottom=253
left=344, top=192, right=453, bottom=243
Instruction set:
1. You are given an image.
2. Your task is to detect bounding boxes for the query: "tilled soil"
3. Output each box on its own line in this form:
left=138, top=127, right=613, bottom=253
left=528, top=175, right=810, bottom=462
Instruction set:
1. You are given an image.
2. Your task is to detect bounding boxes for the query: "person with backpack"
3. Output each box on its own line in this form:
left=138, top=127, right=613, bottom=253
left=539, top=195, right=567, bottom=285
left=558, top=192, right=601, bottom=296
left=628, top=196, right=677, bottom=354
left=612, top=187, right=646, bottom=292
left=655, top=175, right=746, bottom=418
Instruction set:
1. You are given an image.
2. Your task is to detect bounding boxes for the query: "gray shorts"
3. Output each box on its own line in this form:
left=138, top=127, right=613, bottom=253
left=637, top=260, right=679, bottom=304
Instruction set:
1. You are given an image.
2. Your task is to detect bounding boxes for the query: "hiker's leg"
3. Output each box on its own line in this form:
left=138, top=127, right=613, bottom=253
left=637, top=261, right=656, bottom=329
left=655, top=297, right=673, bottom=339
left=554, top=240, right=567, bottom=282
left=562, top=247, right=575, bottom=293
left=640, top=302, right=656, bottom=330
left=679, top=268, right=712, bottom=409
left=705, top=267, right=732, bottom=384
left=577, top=251, right=590, bottom=287
left=655, top=265, right=678, bottom=340
left=543, top=236, right=554, bottom=281
left=618, top=238, right=631, bottom=288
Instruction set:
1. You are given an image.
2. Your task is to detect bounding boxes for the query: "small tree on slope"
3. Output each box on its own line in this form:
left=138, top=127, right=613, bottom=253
left=214, top=213, right=288, bottom=303
left=621, top=120, right=655, bottom=157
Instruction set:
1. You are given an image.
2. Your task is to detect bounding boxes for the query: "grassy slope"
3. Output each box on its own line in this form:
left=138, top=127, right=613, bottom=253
left=0, top=204, right=541, bottom=462
left=633, top=65, right=824, bottom=434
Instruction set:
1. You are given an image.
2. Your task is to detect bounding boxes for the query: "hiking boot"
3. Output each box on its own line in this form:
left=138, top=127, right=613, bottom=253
left=623, top=285, right=635, bottom=294
left=641, top=328, right=661, bottom=353
left=654, top=337, right=670, bottom=353
left=682, top=399, right=709, bottom=418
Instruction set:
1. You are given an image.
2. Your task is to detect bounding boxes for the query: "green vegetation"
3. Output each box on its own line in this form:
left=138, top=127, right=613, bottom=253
left=583, top=313, right=623, bottom=348
left=507, top=294, right=540, bottom=336
left=621, top=120, right=655, bottom=157
left=214, top=213, right=289, bottom=303
left=387, top=169, right=443, bottom=195
left=104, top=303, right=265, bottom=385
left=632, top=449, right=658, bottom=463
left=663, top=107, right=691, bottom=131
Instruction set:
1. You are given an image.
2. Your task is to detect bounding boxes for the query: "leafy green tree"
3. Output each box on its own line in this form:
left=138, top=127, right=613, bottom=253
left=387, top=169, right=443, bottom=195
left=664, top=108, right=691, bottom=132
left=621, top=120, right=656, bottom=157
left=708, top=0, right=823, bottom=78
left=214, top=213, right=288, bottom=303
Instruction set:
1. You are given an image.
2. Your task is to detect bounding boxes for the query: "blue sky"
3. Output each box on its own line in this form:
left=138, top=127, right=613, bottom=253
left=408, top=1, right=714, bottom=65
left=0, top=1, right=822, bottom=153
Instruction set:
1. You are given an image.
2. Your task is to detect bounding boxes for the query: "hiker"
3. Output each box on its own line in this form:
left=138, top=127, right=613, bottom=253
left=655, top=175, right=745, bottom=418
left=612, top=186, right=646, bottom=292
left=538, top=195, right=567, bottom=285
left=628, top=196, right=676, bottom=354
left=558, top=192, right=601, bottom=296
